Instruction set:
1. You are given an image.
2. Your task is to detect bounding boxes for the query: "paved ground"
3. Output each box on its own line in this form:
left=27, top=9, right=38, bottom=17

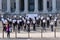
left=0, top=38, right=60, bottom=40
left=0, top=21, right=60, bottom=40
left=0, top=31, right=60, bottom=38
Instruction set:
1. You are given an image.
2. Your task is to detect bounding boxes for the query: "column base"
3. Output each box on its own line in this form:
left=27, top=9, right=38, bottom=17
left=24, top=10, right=28, bottom=14
left=52, top=10, right=57, bottom=13
left=0, top=11, right=5, bottom=14
left=34, top=10, right=39, bottom=13
left=43, top=10, right=48, bottom=13
left=15, top=11, right=20, bottom=14
left=6, top=11, right=11, bottom=14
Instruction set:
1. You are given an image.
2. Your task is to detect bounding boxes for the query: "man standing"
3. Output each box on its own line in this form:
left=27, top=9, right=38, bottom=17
left=41, top=16, right=44, bottom=27
left=54, top=16, right=57, bottom=27
left=50, top=21, right=54, bottom=32
left=33, top=19, right=36, bottom=31
left=19, top=16, right=23, bottom=30
left=17, top=18, right=20, bottom=33
left=49, top=14, right=52, bottom=20
left=27, top=20, right=30, bottom=32
left=36, top=16, right=40, bottom=27
left=12, top=15, right=17, bottom=31
left=46, top=17, right=50, bottom=28
left=43, top=19, right=46, bottom=30
left=22, top=17, right=26, bottom=30
left=1, top=15, right=6, bottom=32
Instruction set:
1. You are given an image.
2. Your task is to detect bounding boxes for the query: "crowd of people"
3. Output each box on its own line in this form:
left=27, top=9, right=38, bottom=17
left=1, top=14, right=58, bottom=37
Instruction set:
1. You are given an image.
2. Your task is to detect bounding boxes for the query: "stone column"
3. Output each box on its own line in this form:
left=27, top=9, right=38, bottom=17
left=43, top=0, right=48, bottom=13
left=15, top=0, right=20, bottom=14
left=34, top=0, right=38, bottom=13
left=52, top=0, right=56, bottom=13
left=7, top=0, right=11, bottom=13
left=24, top=0, right=28, bottom=13
left=0, top=0, right=2, bottom=11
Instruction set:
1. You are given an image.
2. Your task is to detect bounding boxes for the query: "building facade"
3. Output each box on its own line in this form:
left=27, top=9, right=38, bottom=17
left=0, top=0, right=60, bottom=15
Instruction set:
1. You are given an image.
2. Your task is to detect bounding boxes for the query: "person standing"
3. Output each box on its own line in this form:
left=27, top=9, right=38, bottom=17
left=41, top=16, right=44, bottom=27
left=19, top=17, right=24, bottom=30
left=27, top=20, right=30, bottom=32
left=50, top=21, right=54, bottom=32
left=36, top=16, right=40, bottom=27
left=22, top=17, right=26, bottom=30
left=1, top=15, right=6, bottom=32
left=46, top=17, right=50, bottom=28
left=33, top=19, right=36, bottom=31
left=49, top=14, right=52, bottom=20
left=7, top=17, right=12, bottom=32
left=6, top=22, right=10, bottom=38
left=42, top=19, right=46, bottom=30
left=12, top=15, right=17, bottom=32
left=54, top=16, right=57, bottom=27
left=17, top=19, right=20, bottom=33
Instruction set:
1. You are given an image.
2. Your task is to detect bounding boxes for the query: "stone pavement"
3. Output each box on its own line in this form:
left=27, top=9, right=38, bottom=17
left=0, top=21, right=60, bottom=40
left=0, top=38, right=58, bottom=40
left=0, top=32, right=60, bottom=38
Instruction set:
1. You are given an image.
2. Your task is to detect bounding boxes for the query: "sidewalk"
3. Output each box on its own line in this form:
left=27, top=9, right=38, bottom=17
left=0, top=21, right=60, bottom=38
left=0, top=32, right=60, bottom=38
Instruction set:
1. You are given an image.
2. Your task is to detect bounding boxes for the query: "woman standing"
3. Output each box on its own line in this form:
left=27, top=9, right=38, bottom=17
left=6, top=21, right=10, bottom=38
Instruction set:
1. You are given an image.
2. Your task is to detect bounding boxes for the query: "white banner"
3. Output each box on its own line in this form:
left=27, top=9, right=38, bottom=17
left=26, top=14, right=38, bottom=19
